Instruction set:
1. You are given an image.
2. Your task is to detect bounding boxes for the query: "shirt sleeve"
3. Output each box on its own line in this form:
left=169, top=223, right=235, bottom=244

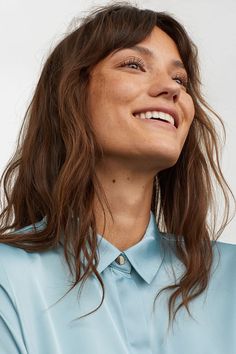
left=0, top=259, right=28, bottom=354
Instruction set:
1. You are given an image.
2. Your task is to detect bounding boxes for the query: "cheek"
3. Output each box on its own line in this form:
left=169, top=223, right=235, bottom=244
left=87, top=74, right=129, bottom=134
left=109, top=84, right=139, bottom=111
left=182, top=94, right=195, bottom=123
left=177, top=94, right=195, bottom=151
left=88, top=73, right=105, bottom=105
left=92, top=71, right=140, bottom=107
left=189, top=97, right=195, bottom=121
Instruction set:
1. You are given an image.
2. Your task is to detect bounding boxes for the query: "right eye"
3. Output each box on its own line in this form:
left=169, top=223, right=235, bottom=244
left=120, top=57, right=145, bottom=71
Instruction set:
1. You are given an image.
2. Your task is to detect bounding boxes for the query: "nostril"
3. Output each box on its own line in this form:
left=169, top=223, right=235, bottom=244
left=173, top=93, right=179, bottom=103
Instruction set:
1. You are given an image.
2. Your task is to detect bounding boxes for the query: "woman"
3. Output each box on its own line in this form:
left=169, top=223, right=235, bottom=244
left=0, top=2, right=235, bottom=353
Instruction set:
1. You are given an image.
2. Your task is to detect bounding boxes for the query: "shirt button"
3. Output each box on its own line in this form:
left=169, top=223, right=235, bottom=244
left=115, top=254, right=126, bottom=265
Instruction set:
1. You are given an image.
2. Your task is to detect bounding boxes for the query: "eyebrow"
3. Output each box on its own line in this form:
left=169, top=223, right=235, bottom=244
left=114, top=45, right=186, bottom=71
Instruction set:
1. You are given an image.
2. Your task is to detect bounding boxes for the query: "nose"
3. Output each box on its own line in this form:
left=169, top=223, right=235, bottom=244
left=148, top=74, right=181, bottom=103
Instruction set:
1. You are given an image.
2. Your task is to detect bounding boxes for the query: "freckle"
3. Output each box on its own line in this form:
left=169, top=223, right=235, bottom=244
left=127, top=177, right=130, bottom=181
left=112, top=179, right=116, bottom=183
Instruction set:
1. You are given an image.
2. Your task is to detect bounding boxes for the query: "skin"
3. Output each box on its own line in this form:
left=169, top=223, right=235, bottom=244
left=87, top=26, right=195, bottom=251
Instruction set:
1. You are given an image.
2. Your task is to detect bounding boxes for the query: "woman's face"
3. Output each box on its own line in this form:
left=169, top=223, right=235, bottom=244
left=87, top=26, right=195, bottom=171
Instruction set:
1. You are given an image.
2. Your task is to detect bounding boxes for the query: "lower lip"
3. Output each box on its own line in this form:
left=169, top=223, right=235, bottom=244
left=135, top=117, right=177, bottom=130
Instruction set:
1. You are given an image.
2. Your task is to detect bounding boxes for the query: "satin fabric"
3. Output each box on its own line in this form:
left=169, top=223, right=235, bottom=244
left=0, top=211, right=235, bottom=354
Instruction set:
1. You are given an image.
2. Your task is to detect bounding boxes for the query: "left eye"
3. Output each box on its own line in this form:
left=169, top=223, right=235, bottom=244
left=127, top=62, right=141, bottom=69
left=173, top=75, right=188, bottom=88
left=175, top=77, right=184, bottom=85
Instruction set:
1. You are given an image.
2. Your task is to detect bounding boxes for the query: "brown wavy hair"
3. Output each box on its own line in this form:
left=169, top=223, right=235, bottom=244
left=0, top=2, right=235, bottom=329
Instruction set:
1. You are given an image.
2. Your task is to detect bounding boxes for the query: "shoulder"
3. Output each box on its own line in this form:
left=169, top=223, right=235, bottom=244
left=0, top=220, right=66, bottom=293
left=0, top=242, right=65, bottom=290
left=0, top=217, right=47, bottom=266
left=210, top=240, right=236, bottom=287
left=0, top=242, right=72, bottom=317
left=0, top=218, right=55, bottom=273
left=160, top=234, right=236, bottom=282
left=213, top=239, right=236, bottom=261
left=0, top=242, right=44, bottom=274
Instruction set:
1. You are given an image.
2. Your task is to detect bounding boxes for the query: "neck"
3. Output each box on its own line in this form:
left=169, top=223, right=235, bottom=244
left=93, top=159, right=156, bottom=251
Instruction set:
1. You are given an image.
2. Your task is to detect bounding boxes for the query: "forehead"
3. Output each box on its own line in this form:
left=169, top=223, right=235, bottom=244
left=90, top=26, right=186, bottom=75
left=106, top=26, right=182, bottom=62
left=129, top=26, right=182, bottom=59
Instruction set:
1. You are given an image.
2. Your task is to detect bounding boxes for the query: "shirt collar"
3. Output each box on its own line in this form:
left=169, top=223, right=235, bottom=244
left=42, top=211, right=166, bottom=285
left=96, top=211, right=165, bottom=284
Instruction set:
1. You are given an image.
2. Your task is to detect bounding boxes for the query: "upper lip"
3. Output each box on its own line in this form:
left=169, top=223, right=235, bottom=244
left=133, top=107, right=180, bottom=128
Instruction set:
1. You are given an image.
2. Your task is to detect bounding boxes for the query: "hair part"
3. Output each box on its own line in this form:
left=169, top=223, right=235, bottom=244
left=0, top=2, right=235, bottom=331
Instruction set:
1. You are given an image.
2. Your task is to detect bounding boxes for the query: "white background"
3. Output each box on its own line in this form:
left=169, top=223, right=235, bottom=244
left=0, top=0, right=235, bottom=243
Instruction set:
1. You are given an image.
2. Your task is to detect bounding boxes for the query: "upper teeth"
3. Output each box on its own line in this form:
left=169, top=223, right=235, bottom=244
left=134, top=111, right=175, bottom=126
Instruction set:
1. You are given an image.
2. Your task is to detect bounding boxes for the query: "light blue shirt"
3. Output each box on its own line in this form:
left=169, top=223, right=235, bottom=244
left=0, top=211, right=235, bottom=354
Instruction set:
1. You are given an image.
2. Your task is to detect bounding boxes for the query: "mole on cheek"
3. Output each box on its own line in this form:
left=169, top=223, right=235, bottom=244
left=112, top=179, right=116, bottom=183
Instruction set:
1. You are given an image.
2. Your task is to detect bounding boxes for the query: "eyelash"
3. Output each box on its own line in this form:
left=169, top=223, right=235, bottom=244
left=173, top=73, right=188, bottom=88
left=120, top=57, right=189, bottom=88
left=120, top=57, right=145, bottom=71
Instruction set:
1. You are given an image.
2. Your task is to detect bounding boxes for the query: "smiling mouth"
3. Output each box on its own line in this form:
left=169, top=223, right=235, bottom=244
left=132, top=111, right=177, bottom=128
